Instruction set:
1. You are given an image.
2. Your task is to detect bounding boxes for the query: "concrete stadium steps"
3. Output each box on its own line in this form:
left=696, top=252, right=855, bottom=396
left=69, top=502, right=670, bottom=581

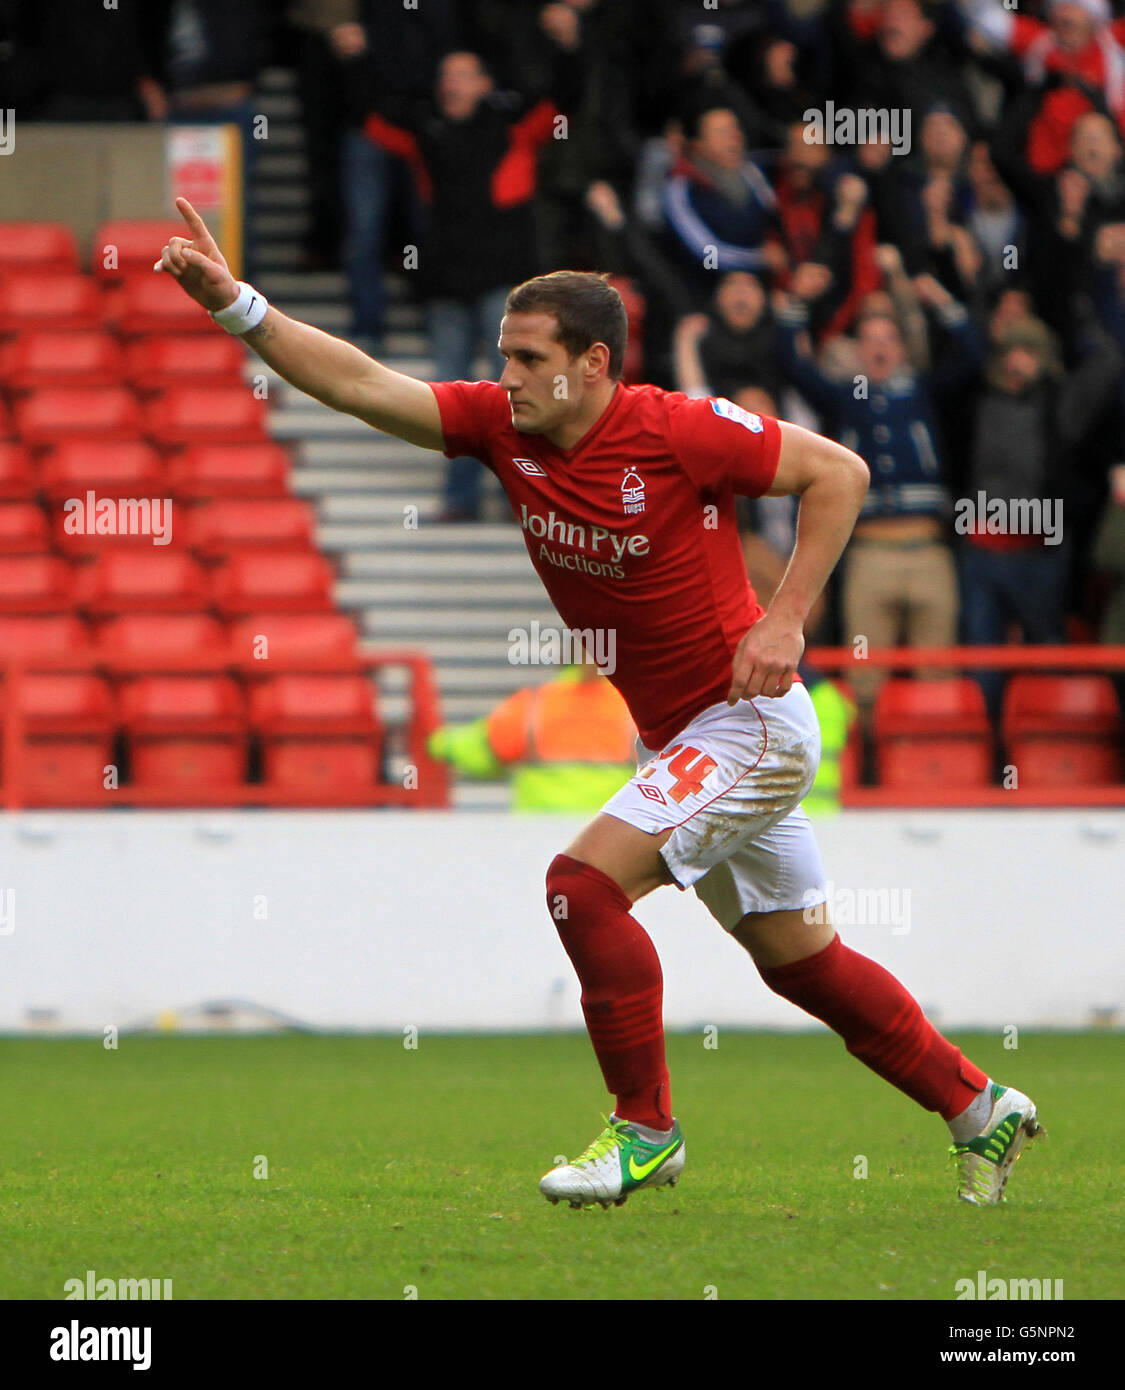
left=254, top=151, right=310, bottom=185
left=451, top=783, right=515, bottom=809
left=338, top=547, right=535, bottom=577
left=338, top=578, right=547, bottom=607
left=251, top=66, right=558, bottom=802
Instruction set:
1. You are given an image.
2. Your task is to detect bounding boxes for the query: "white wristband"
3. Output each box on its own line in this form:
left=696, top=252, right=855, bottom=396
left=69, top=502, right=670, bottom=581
left=210, top=282, right=269, bottom=335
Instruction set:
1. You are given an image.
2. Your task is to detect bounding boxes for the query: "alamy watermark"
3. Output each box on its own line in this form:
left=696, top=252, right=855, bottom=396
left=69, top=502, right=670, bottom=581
left=803, top=879, right=911, bottom=934
left=62, top=494, right=173, bottom=545
left=953, top=493, right=1063, bottom=545
left=954, top=1271, right=1064, bottom=1301
left=50, top=1322, right=151, bottom=1371
left=64, top=1269, right=172, bottom=1300
left=508, top=621, right=616, bottom=675
left=803, top=101, right=911, bottom=157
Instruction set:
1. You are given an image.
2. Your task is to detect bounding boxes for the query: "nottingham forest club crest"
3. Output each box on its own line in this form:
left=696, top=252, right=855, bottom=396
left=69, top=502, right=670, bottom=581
left=621, top=467, right=646, bottom=516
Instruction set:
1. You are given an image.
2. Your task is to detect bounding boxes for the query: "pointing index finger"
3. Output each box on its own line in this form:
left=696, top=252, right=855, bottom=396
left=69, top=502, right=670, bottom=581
left=176, top=196, right=208, bottom=239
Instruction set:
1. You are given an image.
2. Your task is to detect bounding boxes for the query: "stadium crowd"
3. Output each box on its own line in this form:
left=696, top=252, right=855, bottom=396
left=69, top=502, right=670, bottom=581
left=4, top=0, right=1125, bottom=691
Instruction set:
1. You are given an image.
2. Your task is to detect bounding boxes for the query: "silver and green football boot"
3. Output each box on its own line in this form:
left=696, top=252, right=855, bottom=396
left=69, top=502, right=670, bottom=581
left=540, top=1115, right=685, bottom=1209
left=951, top=1084, right=1045, bottom=1205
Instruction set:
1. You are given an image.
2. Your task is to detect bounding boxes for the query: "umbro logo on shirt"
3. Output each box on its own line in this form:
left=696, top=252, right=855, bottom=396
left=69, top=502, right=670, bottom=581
left=512, top=457, right=547, bottom=477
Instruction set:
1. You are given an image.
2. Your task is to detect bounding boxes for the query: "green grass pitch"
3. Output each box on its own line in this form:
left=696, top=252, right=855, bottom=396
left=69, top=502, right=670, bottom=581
left=2, top=1031, right=1121, bottom=1300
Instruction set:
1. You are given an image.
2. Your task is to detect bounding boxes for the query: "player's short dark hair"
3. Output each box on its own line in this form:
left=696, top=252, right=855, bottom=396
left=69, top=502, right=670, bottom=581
left=504, top=271, right=628, bottom=380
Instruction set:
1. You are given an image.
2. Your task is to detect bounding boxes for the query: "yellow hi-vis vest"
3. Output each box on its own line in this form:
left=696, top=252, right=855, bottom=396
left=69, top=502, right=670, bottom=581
left=428, top=669, right=637, bottom=811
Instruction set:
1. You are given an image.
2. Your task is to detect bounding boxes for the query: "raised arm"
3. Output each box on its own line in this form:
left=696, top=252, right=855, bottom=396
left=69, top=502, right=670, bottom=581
left=154, top=198, right=445, bottom=451
left=727, top=420, right=868, bottom=702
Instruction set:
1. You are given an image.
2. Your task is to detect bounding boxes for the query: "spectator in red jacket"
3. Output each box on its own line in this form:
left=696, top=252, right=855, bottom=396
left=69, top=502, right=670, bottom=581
left=960, top=0, right=1125, bottom=173
left=769, top=122, right=881, bottom=343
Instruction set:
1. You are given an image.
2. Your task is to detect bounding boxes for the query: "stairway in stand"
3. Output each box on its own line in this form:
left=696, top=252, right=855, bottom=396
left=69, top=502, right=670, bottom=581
left=250, top=69, right=563, bottom=808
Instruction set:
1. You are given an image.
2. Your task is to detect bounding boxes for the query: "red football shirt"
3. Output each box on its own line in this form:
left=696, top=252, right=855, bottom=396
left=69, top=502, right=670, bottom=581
left=429, top=379, right=782, bottom=751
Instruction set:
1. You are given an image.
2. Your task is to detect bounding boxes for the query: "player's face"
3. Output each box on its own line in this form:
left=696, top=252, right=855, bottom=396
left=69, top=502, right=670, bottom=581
left=497, top=312, right=589, bottom=434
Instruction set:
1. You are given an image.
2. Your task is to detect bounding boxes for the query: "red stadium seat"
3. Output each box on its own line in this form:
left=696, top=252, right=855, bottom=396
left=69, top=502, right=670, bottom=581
left=103, top=272, right=213, bottom=337
left=248, top=674, right=381, bottom=735
left=165, top=443, right=290, bottom=498
left=1003, top=675, right=1123, bottom=787
left=0, top=554, right=73, bottom=611
left=96, top=612, right=228, bottom=665
left=874, top=677, right=993, bottom=789
left=119, top=675, right=247, bottom=791
left=13, top=386, right=142, bottom=446
left=260, top=740, right=382, bottom=791
left=0, top=672, right=114, bottom=808
left=143, top=385, right=267, bottom=447
left=0, top=503, right=50, bottom=554
left=0, top=443, right=34, bottom=499
left=124, top=333, right=247, bottom=395
left=3, top=673, right=114, bottom=734
left=210, top=549, right=336, bottom=616
left=0, top=222, right=79, bottom=273
left=41, top=440, right=165, bottom=500
left=78, top=551, right=208, bottom=616
left=184, top=498, right=315, bottom=555
left=118, top=675, right=245, bottom=732
left=0, top=614, right=92, bottom=656
left=0, top=272, right=104, bottom=332
left=0, top=398, right=10, bottom=441
left=227, top=612, right=362, bottom=669
left=250, top=675, right=383, bottom=791
left=92, top=220, right=189, bottom=281
left=0, top=331, right=126, bottom=391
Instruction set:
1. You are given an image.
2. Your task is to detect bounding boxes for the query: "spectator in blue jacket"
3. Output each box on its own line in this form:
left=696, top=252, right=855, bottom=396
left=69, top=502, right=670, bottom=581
left=660, top=98, right=782, bottom=305
left=775, top=271, right=987, bottom=720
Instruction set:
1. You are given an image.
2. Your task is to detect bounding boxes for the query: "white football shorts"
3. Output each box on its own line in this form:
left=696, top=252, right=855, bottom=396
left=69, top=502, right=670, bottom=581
left=601, top=683, right=828, bottom=928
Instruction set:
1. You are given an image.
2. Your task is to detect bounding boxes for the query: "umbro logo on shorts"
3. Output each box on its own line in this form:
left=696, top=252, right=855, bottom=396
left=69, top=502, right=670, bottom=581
left=512, top=457, right=547, bottom=476
left=638, top=783, right=667, bottom=804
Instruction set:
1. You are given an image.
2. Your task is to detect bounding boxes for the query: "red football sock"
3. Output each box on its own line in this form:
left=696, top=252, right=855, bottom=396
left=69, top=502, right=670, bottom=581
left=546, top=853, right=672, bottom=1130
left=758, top=934, right=988, bottom=1119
